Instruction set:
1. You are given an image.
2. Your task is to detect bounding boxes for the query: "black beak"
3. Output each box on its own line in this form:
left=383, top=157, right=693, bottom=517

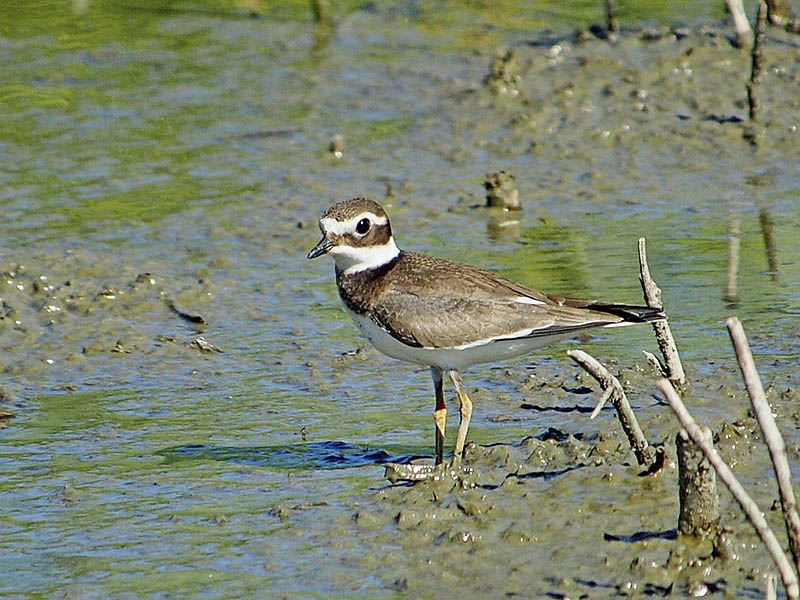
left=307, top=235, right=333, bottom=259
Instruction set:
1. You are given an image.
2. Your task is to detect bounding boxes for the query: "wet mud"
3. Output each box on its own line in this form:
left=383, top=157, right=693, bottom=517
left=265, top=361, right=800, bottom=598
left=265, top=24, right=799, bottom=598
left=2, top=7, right=800, bottom=599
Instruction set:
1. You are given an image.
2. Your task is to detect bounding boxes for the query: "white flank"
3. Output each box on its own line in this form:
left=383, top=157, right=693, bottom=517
left=513, top=296, right=546, bottom=306
left=345, top=308, right=571, bottom=371
left=452, top=327, right=543, bottom=350
left=602, top=320, right=638, bottom=328
left=331, top=238, right=401, bottom=274
left=320, top=212, right=388, bottom=236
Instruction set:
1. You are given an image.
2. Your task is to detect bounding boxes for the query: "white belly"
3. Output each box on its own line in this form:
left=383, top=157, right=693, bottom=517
left=345, top=308, right=569, bottom=372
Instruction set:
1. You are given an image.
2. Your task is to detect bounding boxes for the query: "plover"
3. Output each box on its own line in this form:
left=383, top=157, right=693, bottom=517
left=308, top=197, right=664, bottom=468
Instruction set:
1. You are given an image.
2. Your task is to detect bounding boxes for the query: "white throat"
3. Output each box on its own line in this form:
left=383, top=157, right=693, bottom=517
left=331, top=237, right=401, bottom=274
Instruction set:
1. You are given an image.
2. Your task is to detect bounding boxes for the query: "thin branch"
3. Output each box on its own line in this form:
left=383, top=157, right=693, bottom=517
left=657, top=379, right=799, bottom=600
left=590, top=386, right=615, bottom=420
left=726, top=0, right=753, bottom=48
left=642, top=350, right=667, bottom=377
left=748, top=0, right=768, bottom=121
left=727, top=317, right=800, bottom=572
left=568, top=349, right=653, bottom=466
left=606, top=0, right=618, bottom=34
left=310, top=0, right=331, bottom=23
left=638, top=238, right=687, bottom=389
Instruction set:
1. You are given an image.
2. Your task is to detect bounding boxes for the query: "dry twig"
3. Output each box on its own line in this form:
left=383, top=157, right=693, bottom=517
left=726, top=0, right=753, bottom=47
left=568, top=349, right=653, bottom=466
left=637, top=238, right=686, bottom=389
left=727, top=317, right=800, bottom=571
left=606, top=0, right=618, bottom=34
left=748, top=0, right=768, bottom=121
left=657, top=379, right=799, bottom=600
left=310, top=0, right=330, bottom=23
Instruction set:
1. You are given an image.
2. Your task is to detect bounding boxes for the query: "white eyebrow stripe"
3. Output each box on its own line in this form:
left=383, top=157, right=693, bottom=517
left=320, top=212, right=388, bottom=235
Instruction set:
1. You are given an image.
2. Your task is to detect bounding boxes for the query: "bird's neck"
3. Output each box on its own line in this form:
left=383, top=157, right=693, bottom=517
left=331, top=237, right=401, bottom=275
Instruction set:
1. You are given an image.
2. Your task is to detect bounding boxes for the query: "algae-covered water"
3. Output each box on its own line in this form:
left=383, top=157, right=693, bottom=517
left=1, top=1, right=800, bottom=597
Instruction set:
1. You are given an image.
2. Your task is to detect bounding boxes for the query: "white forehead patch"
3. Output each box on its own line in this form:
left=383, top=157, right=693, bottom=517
left=320, top=212, right=388, bottom=236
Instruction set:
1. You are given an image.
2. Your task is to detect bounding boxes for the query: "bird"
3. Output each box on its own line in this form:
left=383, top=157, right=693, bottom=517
left=307, top=197, right=665, bottom=469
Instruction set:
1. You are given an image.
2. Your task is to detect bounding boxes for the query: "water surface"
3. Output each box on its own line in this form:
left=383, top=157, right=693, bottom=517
left=1, top=1, right=799, bottom=597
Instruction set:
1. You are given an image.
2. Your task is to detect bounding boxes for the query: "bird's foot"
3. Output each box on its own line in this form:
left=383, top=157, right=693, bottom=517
left=384, top=458, right=467, bottom=484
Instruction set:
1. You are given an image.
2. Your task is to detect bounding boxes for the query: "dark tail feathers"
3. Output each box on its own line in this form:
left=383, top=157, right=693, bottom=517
left=553, top=295, right=666, bottom=323
left=585, top=302, right=666, bottom=323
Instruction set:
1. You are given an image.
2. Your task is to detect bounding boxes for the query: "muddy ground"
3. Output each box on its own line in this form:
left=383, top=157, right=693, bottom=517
left=2, top=10, right=800, bottom=599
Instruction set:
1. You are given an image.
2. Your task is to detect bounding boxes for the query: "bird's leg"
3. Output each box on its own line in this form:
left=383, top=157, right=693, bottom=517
left=448, top=370, right=473, bottom=469
left=431, top=367, right=446, bottom=465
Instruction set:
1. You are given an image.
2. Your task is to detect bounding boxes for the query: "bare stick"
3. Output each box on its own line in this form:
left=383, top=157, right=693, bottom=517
left=726, top=213, right=740, bottom=304
left=310, top=0, right=330, bottom=23
left=748, top=0, right=768, bottom=121
left=637, top=238, right=686, bottom=389
left=657, top=379, right=799, bottom=600
left=726, top=0, right=753, bottom=48
left=677, top=427, right=720, bottom=537
left=606, top=0, right=618, bottom=33
left=727, top=317, right=800, bottom=571
left=642, top=350, right=666, bottom=377
left=568, top=349, right=653, bottom=466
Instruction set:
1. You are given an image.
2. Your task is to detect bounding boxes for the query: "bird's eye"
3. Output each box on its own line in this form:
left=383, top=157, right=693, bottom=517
left=355, top=218, right=370, bottom=235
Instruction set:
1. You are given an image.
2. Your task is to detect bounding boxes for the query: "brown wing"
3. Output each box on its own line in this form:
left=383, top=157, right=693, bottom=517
left=386, top=252, right=553, bottom=304
left=371, top=292, right=624, bottom=348
left=369, top=252, right=635, bottom=349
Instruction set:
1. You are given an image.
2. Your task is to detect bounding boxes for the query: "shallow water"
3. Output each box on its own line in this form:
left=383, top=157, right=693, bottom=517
left=1, top=1, right=800, bottom=597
